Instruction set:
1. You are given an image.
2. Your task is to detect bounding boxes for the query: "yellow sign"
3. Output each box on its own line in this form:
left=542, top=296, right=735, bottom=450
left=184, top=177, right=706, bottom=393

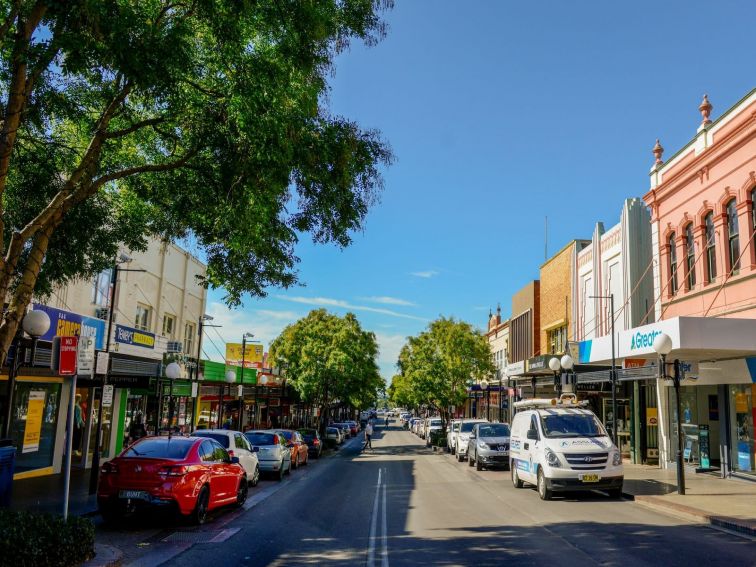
left=22, top=390, right=46, bottom=454
left=226, top=342, right=263, bottom=366
left=646, top=407, right=658, bottom=427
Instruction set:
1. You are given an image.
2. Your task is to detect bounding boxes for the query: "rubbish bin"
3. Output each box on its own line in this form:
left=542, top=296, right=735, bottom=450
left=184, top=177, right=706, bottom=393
left=0, top=439, right=16, bottom=507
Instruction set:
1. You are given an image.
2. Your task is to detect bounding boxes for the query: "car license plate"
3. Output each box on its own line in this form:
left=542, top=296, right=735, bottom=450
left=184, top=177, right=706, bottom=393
left=580, top=474, right=600, bottom=483
left=119, top=490, right=148, bottom=500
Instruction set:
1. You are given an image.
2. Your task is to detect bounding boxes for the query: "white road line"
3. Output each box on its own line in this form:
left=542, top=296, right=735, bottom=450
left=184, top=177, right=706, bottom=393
left=367, top=467, right=382, bottom=566
left=381, top=479, right=389, bottom=566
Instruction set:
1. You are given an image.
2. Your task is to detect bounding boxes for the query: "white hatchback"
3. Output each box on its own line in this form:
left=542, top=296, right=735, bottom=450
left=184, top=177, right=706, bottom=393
left=193, top=429, right=260, bottom=486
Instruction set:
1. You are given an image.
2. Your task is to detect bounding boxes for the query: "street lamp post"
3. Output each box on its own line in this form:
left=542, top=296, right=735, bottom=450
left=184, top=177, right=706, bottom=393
left=165, top=362, right=181, bottom=438
left=239, top=332, right=255, bottom=430
left=2, top=310, right=51, bottom=439
left=548, top=355, right=575, bottom=398
left=480, top=379, right=490, bottom=421
left=653, top=333, right=685, bottom=495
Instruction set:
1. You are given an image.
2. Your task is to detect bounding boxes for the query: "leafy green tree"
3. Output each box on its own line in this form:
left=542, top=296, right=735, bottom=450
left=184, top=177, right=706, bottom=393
left=387, top=373, right=417, bottom=411
left=0, top=1, right=393, bottom=364
left=397, top=317, right=494, bottom=425
left=269, top=309, right=382, bottom=431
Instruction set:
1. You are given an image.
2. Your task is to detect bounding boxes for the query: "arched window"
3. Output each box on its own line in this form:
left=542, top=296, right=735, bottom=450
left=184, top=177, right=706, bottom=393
left=704, top=212, right=716, bottom=283
left=685, top=223, right=696, bottom=289
left=726, top=199, right=740, bottom=273
left=751, top=188, right=756, bottom=234
left=668, top=232, right=678, bottom=295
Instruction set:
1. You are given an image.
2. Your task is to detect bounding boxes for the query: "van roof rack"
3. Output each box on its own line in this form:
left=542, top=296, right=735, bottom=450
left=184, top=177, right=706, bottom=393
left=512, top=393, right=590, bottom=410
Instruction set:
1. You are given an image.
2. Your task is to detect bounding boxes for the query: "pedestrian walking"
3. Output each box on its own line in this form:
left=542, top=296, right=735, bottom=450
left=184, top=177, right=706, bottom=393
left=364, top=420, right=374, bottom=450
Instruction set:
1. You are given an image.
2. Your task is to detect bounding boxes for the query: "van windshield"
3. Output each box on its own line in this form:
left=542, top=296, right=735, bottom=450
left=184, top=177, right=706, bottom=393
left=539, top=413, right=607, bottom=438
left=460, top=422, right=482, bottom=433
left=429, top=419, right=442, bottom=427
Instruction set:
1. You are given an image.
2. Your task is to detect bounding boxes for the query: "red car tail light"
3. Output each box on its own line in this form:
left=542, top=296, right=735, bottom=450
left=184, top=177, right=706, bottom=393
left=159, top=465, right=188, bottom=477
left=313, top=439, right=320, bottom=445
left=228, top=450, right=235, bottom=458
left=100, top=462, right=118, bottom=474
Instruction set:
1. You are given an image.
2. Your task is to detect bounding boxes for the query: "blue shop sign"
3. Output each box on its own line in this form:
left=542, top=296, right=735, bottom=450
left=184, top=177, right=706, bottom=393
left=115, top=324, right=155, bottom=349
left=32, top=303, right=106, bottom=350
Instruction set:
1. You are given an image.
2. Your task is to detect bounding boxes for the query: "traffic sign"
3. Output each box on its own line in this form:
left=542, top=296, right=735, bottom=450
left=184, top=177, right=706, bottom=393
left=77, top=336, right=95, bottom=376
left=102, top=384, right=114, bottom=407
left=58, top=336, right=78, bottom=376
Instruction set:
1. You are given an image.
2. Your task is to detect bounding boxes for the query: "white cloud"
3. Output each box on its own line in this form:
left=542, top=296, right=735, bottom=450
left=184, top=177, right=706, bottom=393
left=361, top=296, right=416, bottom=307
left=275, top=295, right=427, bottom=322
left=410, top=270, right=439, bottom=278
left=374, top=332, right=406, bottom=376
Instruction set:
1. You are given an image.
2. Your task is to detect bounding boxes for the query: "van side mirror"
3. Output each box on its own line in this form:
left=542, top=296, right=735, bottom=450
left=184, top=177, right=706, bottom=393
left=527, top=429, right=538, bottom=441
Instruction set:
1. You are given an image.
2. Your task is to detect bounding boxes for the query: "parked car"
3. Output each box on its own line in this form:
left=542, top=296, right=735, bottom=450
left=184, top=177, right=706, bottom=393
left=244, top=430, right=292, bottom=481
left=325, top=426, right=344, bottom=446
left=510, top=395, right=624, bottom=500
left=192, top=429, right=260, bottom=486
left=344, top=420, right=360, bottom=435
left=455, top=419, right=488, bottom=462
left=425, top=418, right=444, bottom=446
left=333, top=422, right=352, bottom=439
left=298, top=428, right=323, bottom=458
left=466, top=422, right=511, bottom=471
left=447, top=419, right=461, bottom=453
left=98, top=436, right=247, bottom=525
left=277, top=429, right=309, bottom=469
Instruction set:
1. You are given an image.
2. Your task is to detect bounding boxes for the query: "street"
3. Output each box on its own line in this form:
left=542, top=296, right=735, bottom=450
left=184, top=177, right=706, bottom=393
left=98, top=421, right=756, bottom=567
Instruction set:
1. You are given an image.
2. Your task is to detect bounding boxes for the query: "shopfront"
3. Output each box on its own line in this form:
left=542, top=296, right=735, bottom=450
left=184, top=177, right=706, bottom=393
left=579, top=316, right=756, bottom=477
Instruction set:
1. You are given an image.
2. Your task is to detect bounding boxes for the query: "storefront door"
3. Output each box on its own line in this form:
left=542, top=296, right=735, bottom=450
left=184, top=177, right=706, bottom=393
left=86, top=387, right=112, bottom=464
left=730, top=384, right=755, bottom=474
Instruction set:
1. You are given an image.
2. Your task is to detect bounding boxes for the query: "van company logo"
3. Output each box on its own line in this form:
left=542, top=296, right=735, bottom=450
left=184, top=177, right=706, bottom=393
left=630, top=330, right=662, bottom=351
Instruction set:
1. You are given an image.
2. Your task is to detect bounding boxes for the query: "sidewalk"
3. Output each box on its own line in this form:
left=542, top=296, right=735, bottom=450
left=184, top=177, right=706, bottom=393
left=10, top=467, right=98, bottom=517
left=622, top=463, right=756, bottom=536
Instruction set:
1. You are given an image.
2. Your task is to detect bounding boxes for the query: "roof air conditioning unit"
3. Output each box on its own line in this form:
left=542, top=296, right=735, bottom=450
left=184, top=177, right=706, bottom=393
left=95, top=307, right=109, bottom=320
left=166, top=341, right=183, bottom=353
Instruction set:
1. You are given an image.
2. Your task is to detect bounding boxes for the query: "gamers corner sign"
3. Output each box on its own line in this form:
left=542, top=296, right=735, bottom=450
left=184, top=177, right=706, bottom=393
left=115, top=324, right=155, bottom=349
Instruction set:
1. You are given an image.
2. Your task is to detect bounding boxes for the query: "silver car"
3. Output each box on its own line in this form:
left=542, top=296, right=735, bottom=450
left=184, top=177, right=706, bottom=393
left=467, top=422, right=511, bottom=471
left=244, top=430, right=292, bottom=481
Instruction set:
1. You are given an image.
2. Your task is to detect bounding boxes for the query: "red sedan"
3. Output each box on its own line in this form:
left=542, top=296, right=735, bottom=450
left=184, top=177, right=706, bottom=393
left=98, top=436, right=247, bottom=525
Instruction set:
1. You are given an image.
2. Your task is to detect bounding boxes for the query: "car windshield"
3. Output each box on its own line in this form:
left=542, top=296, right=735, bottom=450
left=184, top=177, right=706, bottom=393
left=245, top=432, right=276, bottom=445
left=123, top=438, right=193, bottom=459
left=540, top=413, right=607, bottom=438
left=477, top=424, right=510, bottom=437
left=327, top=428, right=338, bottom=434
left=279, top=431, right=293, bottom=440
left=460, top=422, right=482, bottom=433
left=192, top=432, right=230, bottom=448
left=430, top=419, right=442, bottom=426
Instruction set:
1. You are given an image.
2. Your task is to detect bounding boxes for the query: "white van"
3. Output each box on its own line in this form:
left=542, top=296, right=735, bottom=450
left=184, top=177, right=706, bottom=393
left=509, top=394, right=623, bottom=500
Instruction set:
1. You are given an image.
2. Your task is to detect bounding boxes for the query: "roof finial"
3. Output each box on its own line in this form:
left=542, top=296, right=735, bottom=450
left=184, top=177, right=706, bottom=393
left=699, top=94, right=713, bottom=126
left=652, top=138, right=664, bottom=166
left=496, top=303, right=501, bottom=316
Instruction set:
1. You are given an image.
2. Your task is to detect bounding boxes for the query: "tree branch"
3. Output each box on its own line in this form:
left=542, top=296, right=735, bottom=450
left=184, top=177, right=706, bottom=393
left=91, top=148, right=198, bottom=188
left=0, top=2, right=19, bottom=44
left=103, top=117, right=166, bottom=139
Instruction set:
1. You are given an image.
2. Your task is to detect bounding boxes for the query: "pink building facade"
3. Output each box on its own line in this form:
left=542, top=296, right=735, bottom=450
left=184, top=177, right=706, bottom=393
left=644, top=90, right=756, bottom=477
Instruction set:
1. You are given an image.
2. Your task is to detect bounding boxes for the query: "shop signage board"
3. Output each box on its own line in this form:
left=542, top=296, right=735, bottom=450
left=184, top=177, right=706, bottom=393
left=102, top=384, right=114, bottom=408
left=114, top=324, right=155, bottom=349
left=699, top=424, right=710, bottom=468
left=506, top=360, right=525, bottom=376
left=32, top=303, right=106, bottom=350
left=225, top=343, right=264, bottom=366
left=22, top=390, right=46, bottom=453
left=58, top=336, right=78, bottom=375
left=96, top=352, right=110, bottom=375
left=77, top=336, right=95, bottom=377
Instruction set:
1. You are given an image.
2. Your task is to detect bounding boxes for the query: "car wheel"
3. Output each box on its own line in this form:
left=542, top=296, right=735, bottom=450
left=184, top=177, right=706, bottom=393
left=457, top=452, right=463, bottom=462
left=235, top=478, right=248, bottom=507
left=468, top=451, right=474, bottom=467
left=192, top=486, right=210, bottom=525
left=476, top=455, right=483, bottom=471
left=537, top=469, right=552, bottom=501
left=250, top=466, right=260, bottom=487
left=512, top=466, right=523, bottom=488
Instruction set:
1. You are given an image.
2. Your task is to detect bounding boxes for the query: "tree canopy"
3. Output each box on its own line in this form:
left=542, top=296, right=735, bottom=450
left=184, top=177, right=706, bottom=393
left=0, top=0, right=393, bottom=361
left=396, top=317, right=494, bottom=422
left=269, top=309, right=383, bottom=427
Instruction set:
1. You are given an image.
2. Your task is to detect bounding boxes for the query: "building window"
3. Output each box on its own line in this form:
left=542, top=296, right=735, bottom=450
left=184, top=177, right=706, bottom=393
left=162, top=313, right=176, bottom=338
left=135, top=304, right=152, bottom=332
left=685, top=223, right=696, bottom=289
left=704, top=212, right=716, bottom=283
left=668, top=233, right=678, bottom=296
left=91, top=269, right=112, bottom=306
left=547, top=326, right=566, bottom=355
left=752, top=188, right=756, bottom=234
left=726, top=199, right=740, bottom=273
left=184, top=322, right=196, bottom=356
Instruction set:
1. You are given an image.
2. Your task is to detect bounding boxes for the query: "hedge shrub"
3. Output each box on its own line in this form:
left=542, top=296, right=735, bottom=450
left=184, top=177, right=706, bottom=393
left=0, top=508, right=95, bottom=567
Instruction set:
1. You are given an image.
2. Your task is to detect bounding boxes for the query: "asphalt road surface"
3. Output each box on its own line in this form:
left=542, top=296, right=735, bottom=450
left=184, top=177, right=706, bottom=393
left=132, top=420, right=755, bottom=566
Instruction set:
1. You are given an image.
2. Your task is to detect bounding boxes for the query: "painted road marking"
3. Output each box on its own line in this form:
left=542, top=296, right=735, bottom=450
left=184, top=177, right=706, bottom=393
left=367, top=467, right=389, bottom=567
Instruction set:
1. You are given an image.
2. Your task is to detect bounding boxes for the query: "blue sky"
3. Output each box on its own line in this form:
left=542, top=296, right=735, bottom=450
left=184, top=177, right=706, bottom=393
left=204, top=1, right=756, bottom=380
